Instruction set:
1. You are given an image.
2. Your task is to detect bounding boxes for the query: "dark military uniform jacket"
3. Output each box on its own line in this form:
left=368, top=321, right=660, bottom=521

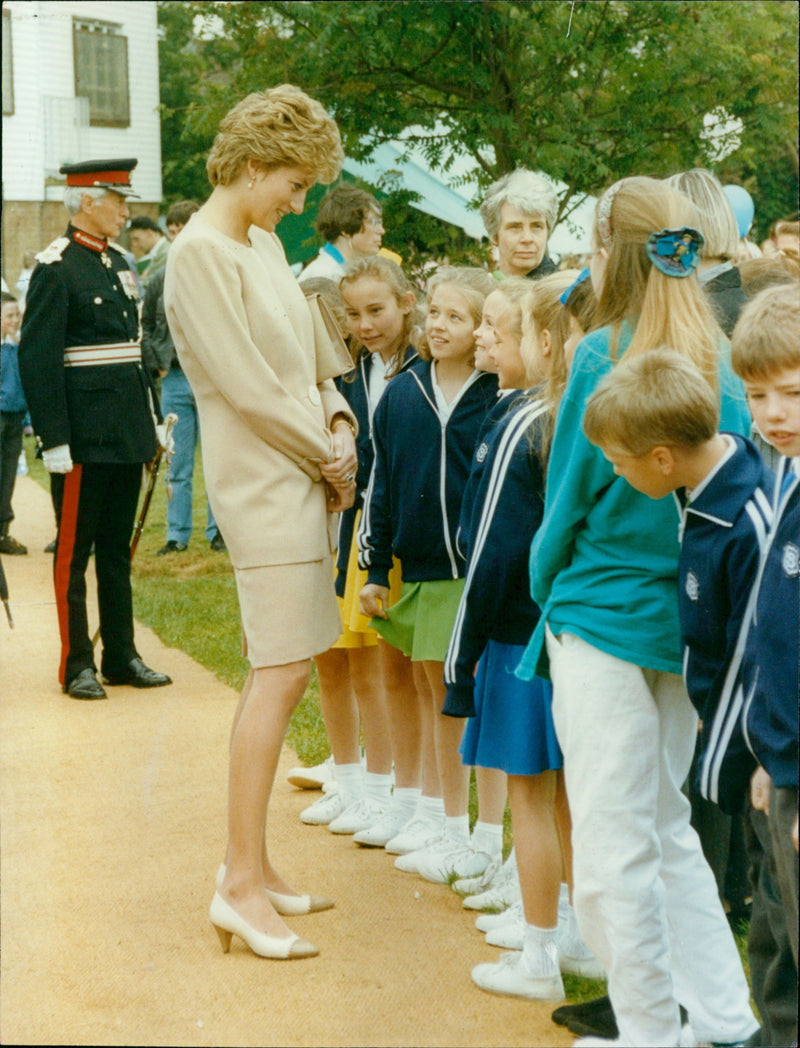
left=18, top=225, right=159, bottom=464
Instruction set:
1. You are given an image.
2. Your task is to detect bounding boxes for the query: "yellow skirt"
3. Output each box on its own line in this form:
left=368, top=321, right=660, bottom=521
left=333, top=510, right=403, bottom=649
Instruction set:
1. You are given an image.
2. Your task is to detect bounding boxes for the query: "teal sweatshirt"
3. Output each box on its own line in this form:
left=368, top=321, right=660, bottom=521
left=517, top=324, right=751, bottom=681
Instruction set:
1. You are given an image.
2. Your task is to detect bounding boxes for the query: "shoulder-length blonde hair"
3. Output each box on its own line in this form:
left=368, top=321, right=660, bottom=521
left=417, top=266, right=495, bottom=361
left=594, top=176, right=724, bottom=387
left=339, top=255, right=424, bottom=377
left=521, top=271, right=579, bottom=470
left=206, top=85, right=343, bottom=187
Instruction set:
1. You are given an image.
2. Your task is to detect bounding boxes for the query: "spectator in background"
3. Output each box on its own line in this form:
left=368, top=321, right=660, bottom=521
left=128, top=215, right=170, bottom=287
left=141, top=200, right=225, bottom=556
left=773, top=219, right=800, bottom=263
left=14, top=250, right=38, bottom=311
left=479, top=169, right=559, bottom=281
left=738, top=253, right=800, bottom=299
left=0, top=292, right=27, bottom=555
left=299, top=184, right=385, bottom=283
left=666, top=169, right=746, bottom=337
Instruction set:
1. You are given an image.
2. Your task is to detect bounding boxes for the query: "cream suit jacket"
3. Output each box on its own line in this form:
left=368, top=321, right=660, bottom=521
left=164, top=216, right=355, bottom=569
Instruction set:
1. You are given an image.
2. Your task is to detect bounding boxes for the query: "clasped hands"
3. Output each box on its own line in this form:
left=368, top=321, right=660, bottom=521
left=321, top=420, right=357, bottom=512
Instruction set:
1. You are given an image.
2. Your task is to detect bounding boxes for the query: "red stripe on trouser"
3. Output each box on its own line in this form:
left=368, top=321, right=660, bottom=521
left=54, top=465, right=82, bottom=686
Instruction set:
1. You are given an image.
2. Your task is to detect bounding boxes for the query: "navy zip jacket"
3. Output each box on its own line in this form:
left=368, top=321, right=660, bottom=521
left=678, top=434, right=776, bottom=814
left=358, top=363, right=498, bottom=588
left=443, top=395, right=549, bottom=717
left=456, top=388, right=528, bottom=562
left=333, top=347, right=418, bottom=596
left=742, top=456, right=799, bottom=790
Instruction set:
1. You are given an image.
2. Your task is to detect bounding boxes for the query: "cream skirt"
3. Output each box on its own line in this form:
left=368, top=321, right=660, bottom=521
left=235, top=553, right=342, bottom=668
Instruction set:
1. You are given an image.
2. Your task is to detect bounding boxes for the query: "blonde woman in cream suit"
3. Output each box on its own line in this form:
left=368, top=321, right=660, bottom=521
left=165, top=86, right=358, bottom=961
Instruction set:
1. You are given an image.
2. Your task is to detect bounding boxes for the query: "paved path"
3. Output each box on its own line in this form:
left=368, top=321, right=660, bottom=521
left=0, top=476, right=571, bottom=1047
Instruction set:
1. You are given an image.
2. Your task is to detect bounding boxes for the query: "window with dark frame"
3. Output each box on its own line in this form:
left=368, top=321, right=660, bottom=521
left=73, top=17, right=130, bottom=128
left=3, top=9, right=14, bottom=116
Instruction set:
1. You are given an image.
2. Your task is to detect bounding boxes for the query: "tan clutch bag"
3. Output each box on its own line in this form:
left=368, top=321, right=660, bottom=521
left=307, top=293, right=355, bottom=382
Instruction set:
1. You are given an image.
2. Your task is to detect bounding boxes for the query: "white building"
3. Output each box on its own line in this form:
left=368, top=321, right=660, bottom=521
left=2, top=0, right=162, bottom=289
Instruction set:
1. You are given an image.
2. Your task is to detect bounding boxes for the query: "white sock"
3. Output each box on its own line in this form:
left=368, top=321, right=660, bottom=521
left=364, top=770, right=393, bottom=802
left=521, top=923, right=560, bottom=978
left=561, top=908, right=593, bottom=959
left=444, top=813, right=470, bottom=843
left=334, top=762, right=362, bottom=804
left=418, top=794, right=444, bottom=821
left=471, top=819, right=503, bottom=858
left=391, top=786, right=420, bottom=817
left=558, top=883, right=572, bottom=923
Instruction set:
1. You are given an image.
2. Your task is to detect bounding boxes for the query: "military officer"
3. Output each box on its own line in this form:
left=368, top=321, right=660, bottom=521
left=18, top=159, right=172, bottom=699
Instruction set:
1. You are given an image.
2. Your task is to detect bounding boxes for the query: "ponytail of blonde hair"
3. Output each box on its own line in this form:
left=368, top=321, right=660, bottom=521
left=594, top=176, right=724, bottom=389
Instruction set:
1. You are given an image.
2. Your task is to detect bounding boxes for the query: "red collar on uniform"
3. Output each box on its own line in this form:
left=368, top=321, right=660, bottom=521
left=71, top=227, right=109, bottom=253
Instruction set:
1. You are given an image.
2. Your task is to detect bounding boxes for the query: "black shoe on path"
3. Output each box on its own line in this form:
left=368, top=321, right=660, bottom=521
left=552, top=995, right=618, bottom=1039
left=103, top=657, right=172, bottom=688
left=65, top=668, right=108, bottom=700
left=0, top=534, right=27, bottom=555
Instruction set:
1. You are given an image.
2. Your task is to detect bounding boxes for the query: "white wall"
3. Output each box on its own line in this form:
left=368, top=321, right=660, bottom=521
left=2, top=0, right=162, bottom=202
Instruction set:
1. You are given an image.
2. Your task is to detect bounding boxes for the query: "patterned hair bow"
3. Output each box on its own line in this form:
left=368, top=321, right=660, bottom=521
left=645, top=227, right=705, bottom=278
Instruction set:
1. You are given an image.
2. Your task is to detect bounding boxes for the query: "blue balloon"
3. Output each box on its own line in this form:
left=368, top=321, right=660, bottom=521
left=723, top=185, right=755, bottom=238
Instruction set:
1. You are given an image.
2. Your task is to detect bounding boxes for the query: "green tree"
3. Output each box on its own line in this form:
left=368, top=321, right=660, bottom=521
left=158, top=0, right=798, bottom=243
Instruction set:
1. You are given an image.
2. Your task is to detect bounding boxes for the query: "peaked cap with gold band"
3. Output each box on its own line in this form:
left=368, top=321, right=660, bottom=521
left=59, top=158, right=140, bottom=199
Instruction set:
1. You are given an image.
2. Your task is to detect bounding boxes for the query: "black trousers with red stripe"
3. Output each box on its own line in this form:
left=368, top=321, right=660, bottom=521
left=51, top=462, right=142, bottom=688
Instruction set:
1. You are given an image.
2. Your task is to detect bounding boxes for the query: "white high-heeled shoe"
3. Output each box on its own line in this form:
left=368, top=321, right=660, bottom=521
left=215, top=864, right=334, bottom=916
left=209, top=892, right=318, bottom=959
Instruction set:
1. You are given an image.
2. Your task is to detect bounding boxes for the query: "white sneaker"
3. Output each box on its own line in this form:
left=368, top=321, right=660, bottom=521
left=393, top=834, right=448, bottom=873
left=385, top=813, right=444, bottom=856
left=471, top=951, right=564, bottom=1002
left=328, top=795, right=385, bottom=835
left=485, top=907, right=525, bottom=950
left=462, top=852, right=521, bottom=911
left=299, top=787, right=344, bottom=825
left=413, top=836, right=494, bottom=884
left=287, top=755, right=334, bottom=790
left=353, top=805, right=415, bottom=847
left=558, top=935, right=605, bottom=979
left=556, top=905, right=606, bottom=979
left=475, top=900, right=523, bottom=934
left=453, top=855, right=503, bottom=895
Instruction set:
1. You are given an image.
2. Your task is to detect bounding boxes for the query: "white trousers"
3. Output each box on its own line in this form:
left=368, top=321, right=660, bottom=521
left=546, top=629, right=758, bottom=1048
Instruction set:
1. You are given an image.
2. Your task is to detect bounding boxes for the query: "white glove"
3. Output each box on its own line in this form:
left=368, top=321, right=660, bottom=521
left=155, top=422, right=175, bottom=455
left=156, top=413, right=178, bottom=455
left=42, top=444, right=73, bottom=473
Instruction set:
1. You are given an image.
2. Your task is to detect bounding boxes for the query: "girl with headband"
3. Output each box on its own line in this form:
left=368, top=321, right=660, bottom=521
left=516, top=176, right=758, bottom=1046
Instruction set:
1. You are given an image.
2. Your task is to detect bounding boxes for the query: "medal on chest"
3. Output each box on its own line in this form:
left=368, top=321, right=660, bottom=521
left=118, top=269, right=140, bottom=300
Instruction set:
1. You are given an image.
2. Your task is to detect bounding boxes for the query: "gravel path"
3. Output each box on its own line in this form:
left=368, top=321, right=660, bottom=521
left=0, top=476, right=571, bottom=1047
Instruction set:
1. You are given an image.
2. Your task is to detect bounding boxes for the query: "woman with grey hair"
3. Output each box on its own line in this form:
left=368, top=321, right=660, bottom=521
left=480, top=169, right=559, bottom=280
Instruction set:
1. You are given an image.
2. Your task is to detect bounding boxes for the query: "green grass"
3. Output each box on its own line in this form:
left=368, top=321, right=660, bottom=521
left=26, top=443, right=325, bottom=763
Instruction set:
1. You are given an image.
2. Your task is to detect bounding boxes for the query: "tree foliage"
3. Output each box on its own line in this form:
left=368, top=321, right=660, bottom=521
left=158, top=0, right=798, bottom=243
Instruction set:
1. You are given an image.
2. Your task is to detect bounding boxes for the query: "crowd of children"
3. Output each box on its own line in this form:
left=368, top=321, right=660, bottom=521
left=288, top=170, right=798, bottom=1048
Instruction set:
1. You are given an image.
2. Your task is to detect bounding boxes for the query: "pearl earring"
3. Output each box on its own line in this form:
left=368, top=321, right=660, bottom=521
left=247, top=181, right=253, bottom=189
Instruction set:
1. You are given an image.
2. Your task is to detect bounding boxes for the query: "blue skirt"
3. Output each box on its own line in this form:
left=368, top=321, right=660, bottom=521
left=460, top=640, right=562, bottom=776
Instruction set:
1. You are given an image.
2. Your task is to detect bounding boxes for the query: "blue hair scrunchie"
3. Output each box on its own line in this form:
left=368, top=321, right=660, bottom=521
left=645, top=227, right=704, bottom=278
